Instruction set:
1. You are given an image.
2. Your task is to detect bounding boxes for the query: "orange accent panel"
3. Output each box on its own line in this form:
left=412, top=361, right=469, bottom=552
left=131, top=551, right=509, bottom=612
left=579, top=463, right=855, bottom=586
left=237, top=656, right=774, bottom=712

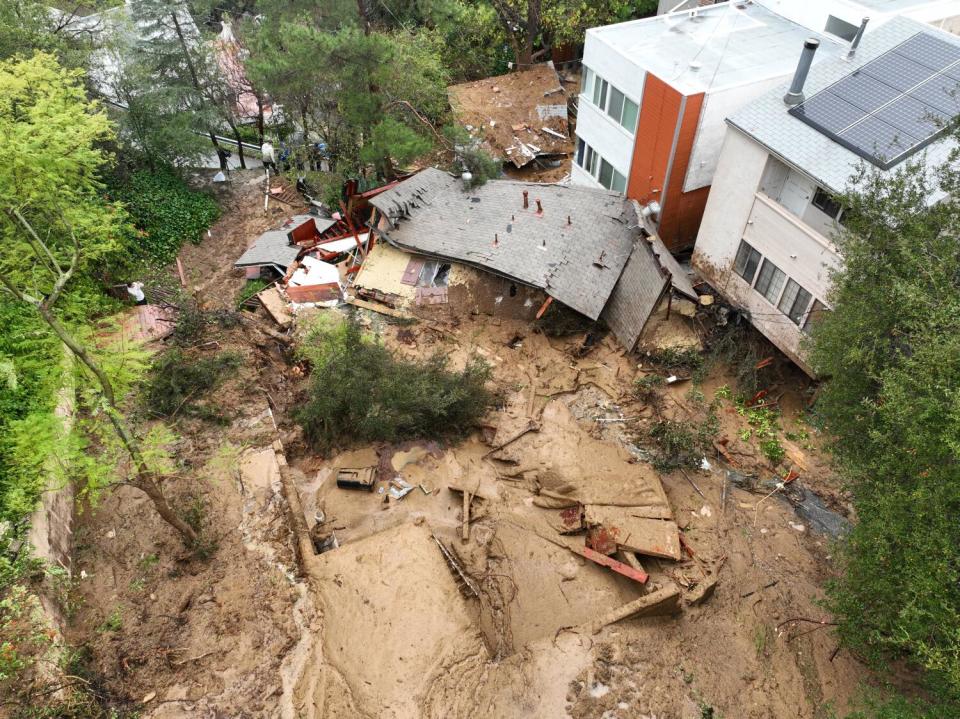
left=627, top=74, right=709, bottom=252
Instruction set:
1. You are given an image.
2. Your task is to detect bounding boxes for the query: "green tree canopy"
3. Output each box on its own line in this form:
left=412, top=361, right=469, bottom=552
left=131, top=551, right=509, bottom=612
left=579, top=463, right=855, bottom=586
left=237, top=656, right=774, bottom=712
left=811, top=153, right=960, bottom=710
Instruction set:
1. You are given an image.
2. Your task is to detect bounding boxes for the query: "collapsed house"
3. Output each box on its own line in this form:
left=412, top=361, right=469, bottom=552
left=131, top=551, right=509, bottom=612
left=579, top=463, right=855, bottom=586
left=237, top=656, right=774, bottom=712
left=447, top=63, right=573, bottom=169
left=366, top=167, right=695, bottom=351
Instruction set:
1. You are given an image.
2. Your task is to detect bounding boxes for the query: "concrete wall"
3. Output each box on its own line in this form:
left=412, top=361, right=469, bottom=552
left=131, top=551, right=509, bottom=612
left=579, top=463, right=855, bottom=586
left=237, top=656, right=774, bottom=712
left=574, top=31, right=645, bottom=187
left=683, top=75, right=786, bottom=192
left=27, top=349, right=76, bottom=628
left=693, top=127, right=840, bottom=374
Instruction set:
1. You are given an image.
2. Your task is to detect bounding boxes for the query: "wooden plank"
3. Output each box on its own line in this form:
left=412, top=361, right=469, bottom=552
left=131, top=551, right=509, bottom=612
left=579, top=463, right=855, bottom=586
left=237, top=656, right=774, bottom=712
left=588, top=584, right=681, bottom=634
left=579, top=546, right=648, bottom=584
left=461, top=491, right=471, bottom=541
left=346, top=297, right=412, bottom=320
left=257, top=286, right=292, bottom=328
left=584, top=505, right=681, bottom=560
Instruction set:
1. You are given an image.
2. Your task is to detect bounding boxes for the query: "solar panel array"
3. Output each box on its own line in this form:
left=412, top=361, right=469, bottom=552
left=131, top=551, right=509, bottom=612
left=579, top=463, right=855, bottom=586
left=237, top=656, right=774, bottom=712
left=789, top=32, right=960, bottom=169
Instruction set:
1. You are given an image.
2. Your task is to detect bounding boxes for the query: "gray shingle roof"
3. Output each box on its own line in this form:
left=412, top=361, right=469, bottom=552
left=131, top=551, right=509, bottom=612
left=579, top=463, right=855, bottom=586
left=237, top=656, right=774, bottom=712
left=370, top=168, right=643, bottom=319
left=728, top=17, right=960, bottom=195
left=601, top=240, right=670, bottom=351
left=234, top=230, right=300, bottom=270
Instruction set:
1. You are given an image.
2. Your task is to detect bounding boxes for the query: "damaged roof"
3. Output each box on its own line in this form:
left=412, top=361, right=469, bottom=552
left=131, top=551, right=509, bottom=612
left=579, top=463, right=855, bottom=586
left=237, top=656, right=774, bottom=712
left=234, top=230, right=300, bottom=271
left=370, top=168, right=650, bottom=322
left=447, top=63, right=572, bottom=167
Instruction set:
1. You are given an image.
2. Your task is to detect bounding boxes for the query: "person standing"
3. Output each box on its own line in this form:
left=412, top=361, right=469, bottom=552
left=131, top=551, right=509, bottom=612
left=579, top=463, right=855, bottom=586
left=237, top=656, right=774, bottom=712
left=261, top=141, right=277, bottom=172
left=126, top=281, right=146, bottom=305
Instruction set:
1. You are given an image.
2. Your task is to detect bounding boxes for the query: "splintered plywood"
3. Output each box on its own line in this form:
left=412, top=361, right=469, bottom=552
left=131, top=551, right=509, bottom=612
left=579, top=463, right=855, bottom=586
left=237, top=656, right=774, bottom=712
left=447, top=63, right=572, bottom=167
left=257, top=286, right=292, bottom=328
left=584, top=505, right=682, bottom=560
left=352, top=242, right=419, bottom=302
left=313, top=523, right=487, bottom=717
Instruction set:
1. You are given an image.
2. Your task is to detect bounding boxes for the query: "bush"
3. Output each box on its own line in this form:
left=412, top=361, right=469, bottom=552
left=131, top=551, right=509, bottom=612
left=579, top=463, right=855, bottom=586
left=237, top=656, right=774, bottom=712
left=644, top=346, right=704, bottom=377
left=110, top=168, right=220, bottom=264
left=646, top=403, right=719, bottom=472
left=296, top=318, right=494, bottom=452
left=143, top=349, right=242, bottom=421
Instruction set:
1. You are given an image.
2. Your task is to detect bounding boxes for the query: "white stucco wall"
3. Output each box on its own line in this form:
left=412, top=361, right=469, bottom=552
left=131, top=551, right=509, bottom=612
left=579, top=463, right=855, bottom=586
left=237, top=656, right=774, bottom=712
left=573, top=31, right=646, bottom=186
left=693, top=127, right=841, bottom=374
left=683, top=75, right=787, bottom=192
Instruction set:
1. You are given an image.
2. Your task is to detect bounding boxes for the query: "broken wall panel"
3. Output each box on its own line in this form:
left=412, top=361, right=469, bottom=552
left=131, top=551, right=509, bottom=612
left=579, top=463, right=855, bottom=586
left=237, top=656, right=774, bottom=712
left=602, top=239, right=671, bottom=352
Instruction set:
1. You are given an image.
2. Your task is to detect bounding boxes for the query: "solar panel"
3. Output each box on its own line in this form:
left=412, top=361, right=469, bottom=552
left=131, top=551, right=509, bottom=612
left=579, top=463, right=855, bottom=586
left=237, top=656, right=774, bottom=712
left=789, top=32, right=960, bottom=169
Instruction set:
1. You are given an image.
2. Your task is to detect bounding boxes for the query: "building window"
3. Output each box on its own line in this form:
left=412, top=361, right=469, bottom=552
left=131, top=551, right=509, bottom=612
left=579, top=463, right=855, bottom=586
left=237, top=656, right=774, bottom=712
left=803, top=299, right=828, bottom=333
left=582, top=69, right=638, bottom=135
left=610, top=168, right=627, bottom=193
left=733, top=240, right=761, bottom=284
left=592, top=76, right=608, bottom=110
left=576, top=139, right=626, bottom=192
left=581, top=67, right=594, bottom=98
left=811, top=187, right=842, bottom=220
left=778, top=279, right=813, bottom=325
left=754, top=259, right=786, bottom=304
left=621, top=97, right=639, bottom=132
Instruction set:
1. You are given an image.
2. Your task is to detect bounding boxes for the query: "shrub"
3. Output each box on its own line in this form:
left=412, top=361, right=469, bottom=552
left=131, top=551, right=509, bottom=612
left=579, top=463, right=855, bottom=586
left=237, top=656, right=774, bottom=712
left=296, top=318, right=494, bottom=452
left=647, top=404, right=719, bottom=473
left=110, top=168, right=219, bottom=264
left=645, top=346, right=704, bottom=377
left=143, top=350, right=242, bottom=421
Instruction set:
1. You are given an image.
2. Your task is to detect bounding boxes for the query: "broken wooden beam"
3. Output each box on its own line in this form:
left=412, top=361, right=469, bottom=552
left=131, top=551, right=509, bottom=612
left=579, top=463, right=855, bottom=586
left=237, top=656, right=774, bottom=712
left=579, top=546, right=648, bottom=584
left=462, top=490, right=471, bottom=542
left=589, top=584, right=681, bottom=634
left=347, top=296, right=412, bottom=320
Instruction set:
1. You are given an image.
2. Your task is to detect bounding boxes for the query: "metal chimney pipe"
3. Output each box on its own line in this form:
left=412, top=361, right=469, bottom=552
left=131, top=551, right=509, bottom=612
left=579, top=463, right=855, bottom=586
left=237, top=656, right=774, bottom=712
left=522, top=191, right=529, bottom=209
left=784, top=38, right=820, bottom=106
left=536, top=199, right=543, bottom=213
left=846, top=17, right=869, bottom=59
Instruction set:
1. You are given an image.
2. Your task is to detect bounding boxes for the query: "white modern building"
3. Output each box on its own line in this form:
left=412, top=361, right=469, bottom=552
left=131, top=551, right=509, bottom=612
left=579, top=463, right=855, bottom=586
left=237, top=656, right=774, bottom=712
left=692, top=17, right=960, bottom=375
left=659, top=0, right=960, bottom=36
left=572, top=1, right=842, bottom=250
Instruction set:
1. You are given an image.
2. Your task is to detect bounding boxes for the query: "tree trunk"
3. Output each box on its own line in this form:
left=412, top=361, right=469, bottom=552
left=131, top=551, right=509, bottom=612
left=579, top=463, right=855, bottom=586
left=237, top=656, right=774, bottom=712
left=227, top=118, right=247, bottom=169
left=37, top=305, right=199, bottom=545
left=256, top=94, right=265, bottom=145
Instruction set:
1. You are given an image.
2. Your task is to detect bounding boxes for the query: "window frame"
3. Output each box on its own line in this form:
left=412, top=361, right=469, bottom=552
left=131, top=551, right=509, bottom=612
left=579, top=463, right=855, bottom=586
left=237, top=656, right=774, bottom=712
left=778, top=279, right=813, bottom=325
left=811, top=187, right=842, bottom=220
left=754, top=259, right=786, bottom=304
left=581, top=67, right=594, bottom=99
left=733, top=240, right=762, bottom=285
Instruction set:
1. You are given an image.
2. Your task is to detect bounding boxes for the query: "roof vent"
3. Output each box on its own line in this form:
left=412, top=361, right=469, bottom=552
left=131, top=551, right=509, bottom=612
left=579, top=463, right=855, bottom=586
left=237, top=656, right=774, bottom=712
left=784, top=38, right=820, bottom=107
left=846, top=17, right=869, bottom=60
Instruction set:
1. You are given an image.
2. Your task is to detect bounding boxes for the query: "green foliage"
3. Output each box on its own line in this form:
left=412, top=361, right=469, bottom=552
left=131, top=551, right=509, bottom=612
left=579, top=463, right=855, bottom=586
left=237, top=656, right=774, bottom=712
left=296, top=316, right=494, bottom=452
left=237, top=279, right=269, bottom=308
left=633, top=374, right=664, bottom=404
left=644, top=346, right=704, bottom=377
left=810, top=153, right=960, bottom=708
left=143, top=349, right=242, bottom=420
left=426, top=1, right=511, bottom=81
left=109, top=169, right=219, bottom=264
left=739, top=404, right=785, bottom=466
left=647, top=403, right=719, bottom=472
left=97, top=607, right=123, bottom=633
left=444, top=125, right=502, bottom=187
left=360, top=117, right=432, bottom=175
